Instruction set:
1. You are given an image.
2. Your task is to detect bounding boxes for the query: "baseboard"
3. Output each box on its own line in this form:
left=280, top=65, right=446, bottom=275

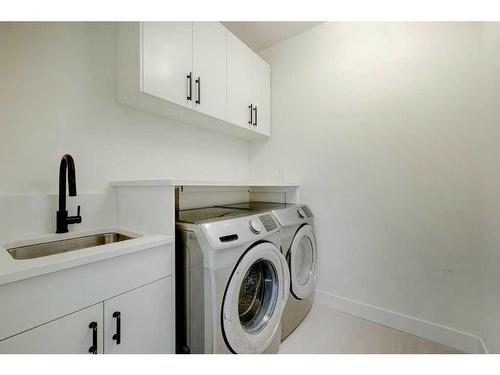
left=479, top=337, right=490, bottom=354
left=314, top=290, right=487, bottom=354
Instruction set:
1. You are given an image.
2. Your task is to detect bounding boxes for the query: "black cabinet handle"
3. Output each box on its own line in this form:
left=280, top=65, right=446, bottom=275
left=248, top=104, right=253, bottom=125
left=195, top=77, right=201, bottom=104
left=253, top=106, right=258, bottom=126
left=112, top=311, right=121, bottom=345
left=187, top=73, right=192, bottom=101
left=88, top=322, right=97, bottom=354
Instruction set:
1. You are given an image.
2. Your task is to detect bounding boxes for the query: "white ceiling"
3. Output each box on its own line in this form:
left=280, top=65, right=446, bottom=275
left=221, top=22, right=323, bottom=52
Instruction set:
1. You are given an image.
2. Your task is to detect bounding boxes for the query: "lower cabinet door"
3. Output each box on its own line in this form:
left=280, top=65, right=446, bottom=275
left=104, top=277, right=173, bottom=354
left=0, top=304, right=104, bottom=354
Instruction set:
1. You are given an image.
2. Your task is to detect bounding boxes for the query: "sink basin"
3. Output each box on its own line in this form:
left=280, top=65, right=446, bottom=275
left=6, top=232, right=135, bottom=260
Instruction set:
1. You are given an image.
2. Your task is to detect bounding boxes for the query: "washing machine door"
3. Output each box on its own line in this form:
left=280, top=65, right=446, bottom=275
left=289, top=225, right=317, bottom=300
left=222, top=242, right=290, bottom=354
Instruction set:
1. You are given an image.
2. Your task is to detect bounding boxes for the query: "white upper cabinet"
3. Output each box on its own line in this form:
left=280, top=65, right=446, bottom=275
left=116, top=22, right=271, bottom=140
left=142, top=22, right=193, bottom=109
left=226, top=31, right=254, bottom=130
left=251, top=54, right=272, bottom=136
left=227, top=31, right=271, bottom=136
left=193, top=22, right=227, bottom=120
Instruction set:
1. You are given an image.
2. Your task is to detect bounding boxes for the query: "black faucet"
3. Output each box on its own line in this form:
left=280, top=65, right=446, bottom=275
left=56, top=154, right=82, bottom=233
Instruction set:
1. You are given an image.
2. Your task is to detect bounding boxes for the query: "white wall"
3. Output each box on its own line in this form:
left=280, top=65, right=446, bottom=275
left=251, top=23, right=493, bottom=348
left=2, top=21, right=500, bottom=352
left=478, top=24, right=500, bottom=353
left=0, top=22, right=250, bottom=196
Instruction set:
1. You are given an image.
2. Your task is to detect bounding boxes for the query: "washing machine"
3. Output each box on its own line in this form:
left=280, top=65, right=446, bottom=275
left=175, top=206, right=290, bottom=354
left=219, top=202, right=317, bottom=340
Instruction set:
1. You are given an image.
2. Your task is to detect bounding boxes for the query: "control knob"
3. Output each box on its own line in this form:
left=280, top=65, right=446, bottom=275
left=297, top=207, right=307, bottom=218
left=249, top=219, right=262, bottom=234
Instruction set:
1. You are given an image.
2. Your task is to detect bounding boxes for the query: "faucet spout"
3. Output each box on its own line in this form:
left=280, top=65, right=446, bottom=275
left=56, top=154, right=82, bottom=233
left=66, top=155, right=77, bottom=197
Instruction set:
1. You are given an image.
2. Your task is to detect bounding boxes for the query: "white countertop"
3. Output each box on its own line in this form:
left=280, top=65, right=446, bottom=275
left=111, top=178, right=300, bottom=187
left=0, top=228, right=173, bottom=287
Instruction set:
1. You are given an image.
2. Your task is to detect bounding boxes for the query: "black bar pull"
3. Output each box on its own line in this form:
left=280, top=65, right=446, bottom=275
left=253, top=106, right=258, bottom=126
left=112, top=311, right=121, bottom=345
left=187, top=73, right=192, bottom=101
left=248, top=104, right=253, bottom=125
left=195, top=77, right=201, bottom=104
left=88, top=322, right=97, bottom=354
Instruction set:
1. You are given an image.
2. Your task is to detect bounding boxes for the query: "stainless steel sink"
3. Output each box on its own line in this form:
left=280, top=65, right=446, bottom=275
left=6, top=232, right=135, bottom=260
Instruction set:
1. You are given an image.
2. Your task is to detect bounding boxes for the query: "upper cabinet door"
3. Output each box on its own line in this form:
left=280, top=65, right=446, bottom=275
left=227, top=31, right=253, bottom=129
left=193, top=22, right=227, bottom=120
left=103, top=277, right=173, bottom=354
left=142, top=22, right=193, bottom=109
left=252, top=54, right=271, bottom=136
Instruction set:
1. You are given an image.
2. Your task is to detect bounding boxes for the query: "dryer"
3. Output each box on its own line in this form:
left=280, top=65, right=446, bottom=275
left=175, top=206, right=290, bottom=354
left=220, top=202, right=317, bottom=340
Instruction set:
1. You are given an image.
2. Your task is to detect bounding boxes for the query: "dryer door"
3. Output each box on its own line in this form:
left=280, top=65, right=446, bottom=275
left=289, top=225, right=317, bottom=300
left=222, top=242, right=290, bottom=353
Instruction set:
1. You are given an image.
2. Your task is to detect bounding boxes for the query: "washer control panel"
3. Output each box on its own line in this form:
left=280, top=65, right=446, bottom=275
left=301, top=205, right=313, bottom=218
left=258, top=214, right=278, bottom=232
left=201, top=212, right=281, bottom=249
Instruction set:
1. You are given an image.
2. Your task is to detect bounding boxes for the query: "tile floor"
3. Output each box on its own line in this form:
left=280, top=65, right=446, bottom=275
left=278, top=304, right=462, bottom=354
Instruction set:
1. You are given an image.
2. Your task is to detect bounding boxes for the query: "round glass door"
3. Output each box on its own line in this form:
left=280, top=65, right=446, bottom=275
left=289, top=225, right=317, bottom=300
left=222, top=243, right=289, bottom=354
left=295, top=236, right=314, bottom=285
left=238, top=259, right=278, bottom=334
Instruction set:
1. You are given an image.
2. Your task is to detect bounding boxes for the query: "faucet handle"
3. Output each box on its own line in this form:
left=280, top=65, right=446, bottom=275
left=66, top=205, right=82, bottom=225
left=75, top=205, right=82, bottom=224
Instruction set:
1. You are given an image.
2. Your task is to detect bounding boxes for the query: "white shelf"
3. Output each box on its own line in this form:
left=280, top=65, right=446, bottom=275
left=111, top=179, right=300, bottom=188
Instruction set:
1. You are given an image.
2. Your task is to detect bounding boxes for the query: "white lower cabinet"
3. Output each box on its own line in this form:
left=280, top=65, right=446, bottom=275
left=0, top=304, right=104, bottom=354
left=104, top=278, right=172, bottom=354
left=0, top=277, right=173, bottom=354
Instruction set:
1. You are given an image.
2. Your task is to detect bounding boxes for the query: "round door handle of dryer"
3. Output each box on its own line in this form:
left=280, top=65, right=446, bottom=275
left=249, top=219, right=262, bottom=234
